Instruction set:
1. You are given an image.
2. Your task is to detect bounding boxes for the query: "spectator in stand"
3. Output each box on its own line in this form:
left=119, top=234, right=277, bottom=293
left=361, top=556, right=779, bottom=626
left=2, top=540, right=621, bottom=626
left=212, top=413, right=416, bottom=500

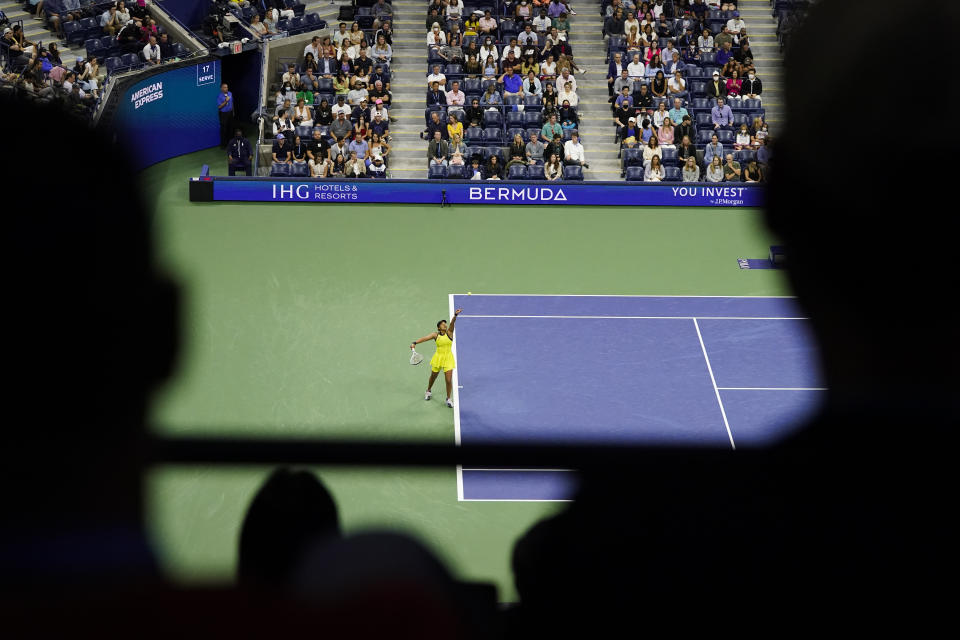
left=446, top=80, right=466, bottom=120
left=604, top=7, right=625, bottom=39
left=642, top=135, right=662, bottom=167
left=711, top=97, right=733, bottom=129
left=542, top=113, right=563, bottom=141
left=101, top=5, right=121, bottom=36
left=368, top=155, right=387, bottom=176
left=706, top=70, right=727, bottom=99
left=523, top=71, right=543, bottom=97
left=263, top=9, right=279, bottom=34
left=519, top=24, right=538, bottom=55
left=638, top=117, right=655, bottom=145
left=486, top=154, right=504, bottom=180
left=370, top=110, right=389, bottom=138
left=658, top=117, right=675, bottom=148
left=427, top=22, right=446, bottom=52
left=505, top=134, right=528, bottom=173
left=447, top=113, right=464, bottom=140
left=623, top=9, right=640, bottom=37
left=348, top=21, right=365, bottom=46
left=733, top=123, right=751, bottom=150
left=331, top=152, right=346, bottom=176
left=716, top=40, right=734, bottom=68
left=333, top=71, right=349, bottom=96
left=534, top=8, right=552, bottom=34
left=544, top=133, right=564, bottom=163
left=271, top=133, right=292, bottom=164
left=544, top=153, right=562, bottom=180
left=627, top=54, right=647, bottom=84
left=723, top=153, right=741, bottom=181
left=526, top=132, right=545, bottom=165
left=347, top=82, right=368, bottom=106
left=635, top=83, right=653, bottom=111
left=348, top=132, right=369, bottom=163
left=682, top=155, right=700, bottom=181
left=742, top=70, right=762, bottom=103
left=698, top=28, right=713, bottom=53
left=613, top=99, right=634, bottom=133
left=668, top=98, right=689, bottom=127
left=249, top=14, right=268, bottom=39
left=482, top=55, right=499, bottom=80
left=274, top=110, right=296, bottom=138
left=677, top=134, right=696, bottom=163
left=607, top=52, right=625, bottom=98
left=465, top=98, right=483, bottom=127
left=559, top=100, right=578, bottom=129
left=668, top=69, right=687, bottom=98
left=704, top=133, right=723, bottom=165
left=714, top=25, right=734, bottom=51
left=612, top=70, right=632, bottom=105
left=427, top=63, right=446, bottom=88
left=426, top=81, right=446, bottom=108
left=705, top=154, right=723, bottom=181
left=464, top=54, right=482, bottom=77
left=290, top=134, right=309, bottom=167
left=553, top=12, right=572, bottom=38
left=307, top=128, right=330, bottom=164
left=329, top=137, right=349, bottom=164
left=644, top=155, right=665, bottom=181
left=301, top=68, right=319, bottom=93
left=310, top=153, right=332, bottom=177
left=651, top=70, right=667, bottom=98
left=330, top=111, right=352, bottom=141
left=661, top=41, right=679, bottom=71
left=332, top=22, right=349, bottom=46
left=480, top=83, right=501, bottom=106
left=563, top=131, right=588, bottom=168
left=557, top=81, right=577, bottom=107
left=352, top=103, right=370, bottom=132
left=614, top=84, right=633, bottom=113
left=743, top=159, right=762, bottom=182
left=478, top=10, right=498, bottom=36
left=157, top=33, right=175, bottom=59
left=304, top=36, right=321, bottom=62
left=500, top=66, right=524, bottom=98
left=373, top=35, right=392, bottom=64
left=756, top=135, right=771, bottom=169
left=725, top=69, right=742, bottom=97
left=332, top=94, right=350, bottom=117
left=294, top=98, right=313, bottom=128
left=651, top=101, right=669, bottom=128
left=372, top=0, right=393, bottom=30
left=540, top=54, right=557, bottom=81
left=345, top=151, right=366, bottom=177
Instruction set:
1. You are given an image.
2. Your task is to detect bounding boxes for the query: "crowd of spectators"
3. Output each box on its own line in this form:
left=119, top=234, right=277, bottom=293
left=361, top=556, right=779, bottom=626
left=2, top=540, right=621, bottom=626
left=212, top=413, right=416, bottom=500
left=420, top=0, right=593, bottom=181
left=265, top=7, right=396, bottom=178
left=604, top=0, right=772, bottom=181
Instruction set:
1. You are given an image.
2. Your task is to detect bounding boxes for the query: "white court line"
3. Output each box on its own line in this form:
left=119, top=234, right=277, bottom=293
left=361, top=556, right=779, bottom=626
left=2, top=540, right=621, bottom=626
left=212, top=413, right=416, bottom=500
left=693, top=318, right=736, bottom=451
left=718, top=387, right=828, bottom=391
left=453, top=294, right=798, bottom=298
left=462, top=468, right=576, bottom=472
left=450, top=294, right=464, bottom=502
left=461, top=315, right=808, bottom=320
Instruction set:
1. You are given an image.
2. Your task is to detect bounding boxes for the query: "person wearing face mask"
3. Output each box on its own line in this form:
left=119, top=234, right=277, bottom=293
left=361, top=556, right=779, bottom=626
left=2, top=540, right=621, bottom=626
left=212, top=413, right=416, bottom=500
left=742, top=70, right=762, bottom=103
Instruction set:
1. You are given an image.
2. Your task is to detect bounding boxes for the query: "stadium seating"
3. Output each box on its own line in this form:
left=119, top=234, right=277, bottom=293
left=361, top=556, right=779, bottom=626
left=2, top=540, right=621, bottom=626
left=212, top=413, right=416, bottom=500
left=562, top=165, right=584, bottom=181
left=508, top=165, right=528, bottom=180
left=429, top=165, right=448, bottom=179
left=270, top=162, right=291, bottom=176
left=625, top=166, right=645, bottom=181
left=664, top=167, right=682, bottom=181
left=291, top=163, right=310, bottom=177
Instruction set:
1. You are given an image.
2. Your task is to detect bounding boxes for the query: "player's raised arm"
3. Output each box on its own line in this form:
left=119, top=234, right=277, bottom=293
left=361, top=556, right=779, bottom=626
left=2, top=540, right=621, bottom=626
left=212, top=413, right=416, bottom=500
left=448, top=308, right=463, bottom=338
left=411, top=332, right=439, bottom=349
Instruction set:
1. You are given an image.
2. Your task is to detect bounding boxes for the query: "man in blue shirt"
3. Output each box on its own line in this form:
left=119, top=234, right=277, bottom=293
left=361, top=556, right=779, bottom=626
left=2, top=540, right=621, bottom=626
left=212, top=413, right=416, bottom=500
left=500, top=66, right=523, bottom=97
left=711, top=97, right=733, bottom=129
left=668, top=97, right=689, bottom=125
left=217, top=83, right=234, bottom=149
left=227, top=129, right=252, bottom=176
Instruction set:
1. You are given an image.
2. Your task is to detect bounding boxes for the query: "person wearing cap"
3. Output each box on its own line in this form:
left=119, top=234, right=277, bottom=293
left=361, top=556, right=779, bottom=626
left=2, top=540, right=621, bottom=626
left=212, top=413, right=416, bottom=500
left=332, top=94, right=350, bottom=118
left=351, top=99, right=371, bottom=126
left=370, top=110, right=389, bottom=139
left=706, top=70, right=727, bottom=99
left=347, top=82, right=368, bottom=106
left=227, top=129, right=252, bottom=176
left=271, top=133, right=292, bottom=165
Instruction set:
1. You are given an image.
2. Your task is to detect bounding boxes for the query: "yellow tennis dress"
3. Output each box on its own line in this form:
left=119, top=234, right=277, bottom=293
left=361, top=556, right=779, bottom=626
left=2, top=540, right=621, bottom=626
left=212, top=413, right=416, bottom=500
left=431, top=332, right=456, bottom=373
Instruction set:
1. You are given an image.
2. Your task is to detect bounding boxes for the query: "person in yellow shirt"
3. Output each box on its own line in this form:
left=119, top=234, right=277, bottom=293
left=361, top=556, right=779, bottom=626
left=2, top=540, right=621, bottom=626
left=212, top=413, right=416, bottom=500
left=447, top=114, right=464, bottom=140
left=411, top=308, right=463, bottom=407
left=464, top=11, right=480, bottom=36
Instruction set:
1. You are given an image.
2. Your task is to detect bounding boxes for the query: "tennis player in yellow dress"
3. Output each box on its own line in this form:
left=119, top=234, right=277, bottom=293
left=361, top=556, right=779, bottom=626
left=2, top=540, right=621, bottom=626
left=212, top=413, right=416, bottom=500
left=411, top=308, right=462, bottom=408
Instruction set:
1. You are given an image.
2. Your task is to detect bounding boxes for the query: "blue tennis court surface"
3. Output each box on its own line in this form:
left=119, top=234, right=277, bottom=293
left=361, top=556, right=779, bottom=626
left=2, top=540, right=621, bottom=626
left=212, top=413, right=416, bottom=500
left=449, top=295, right=826, bottom=501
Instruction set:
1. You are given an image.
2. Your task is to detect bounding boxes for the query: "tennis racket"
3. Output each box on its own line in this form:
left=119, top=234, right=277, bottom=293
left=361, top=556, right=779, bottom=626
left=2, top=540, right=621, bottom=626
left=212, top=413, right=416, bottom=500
left=410, top=348, right=424, bottom=365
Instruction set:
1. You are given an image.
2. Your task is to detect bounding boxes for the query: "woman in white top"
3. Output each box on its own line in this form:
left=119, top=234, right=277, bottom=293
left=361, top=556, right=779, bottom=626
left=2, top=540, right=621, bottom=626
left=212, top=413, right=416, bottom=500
left=652, top=102, right=669, bottom=128
left=540, top=54, right=557, bottom=80
left=446, top=0, right=464, bottom=20
left=249, top=14, right=268, bottom=38
left=368, top=132, right=390, bottom=165
left=544, top=153, right=562, bottom=180
left=309, top=156, right=332, bottom=177
left=734, top=123, right=752, bottom=150
left=294, top=98, right=313, bottom=128
left=682, top=156, right=700, bottom=182
left=557, top=81, right=578, bottom=107
left=698, top=29, right=714, bottom=52
left=480, top=37, right=499, bottom=64
left=428, top=23, right=447, bottom=49
left=80, top=58, right=100, bottom=96
left=706, top=155, right=724, bottom=182
left=623, top=13, right=640, bottom=38
left=644, top=155, right=665, bottom=182
left=642, top=135, right=662, bottom=167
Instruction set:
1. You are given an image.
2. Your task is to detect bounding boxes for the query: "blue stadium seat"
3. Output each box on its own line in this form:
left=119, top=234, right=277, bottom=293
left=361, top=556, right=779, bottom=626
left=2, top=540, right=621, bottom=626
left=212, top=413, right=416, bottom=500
left=506, top=111, right=524, bottom=127
left=458, top=164, right=476, bottom=179
left=732, top=113, right=751, bottom=128
left=696, top=113, right=713, bottom=127
left=295, top=125, right=312, bottom=138
left=690, top=80, right=707, bottom=97
left=685, top=66, right=703, bottom=78
left=77, top=17, right=98, bottom=41
left=735, top=149, right=758, bottom=164
left=463, top=35, right=478, bottom=48
left=465, top=127, right=484, bottom=144
left=652, top=97, right=668, bottom=109
left=63, top=21, right=85, bottom=46
left=85, top=38, right=104, bottom=59
left=562, top=165, right=584, bottom=181
left=463, top=78, right=481, bottom=95
left=120, top=52, right=141, bottom=69
left=314, top=93, right=333, bottom=106
left=525, top=128, right=541, bottom=141
left=445, top=64, right=463, bottom=76
left=425, top=107, right=447, bottom=124
left=483, top=147, right=505, bottom=164
left=304, top=13, right=325, bottom=29
left=527, top=166, right=544, bottom=180
left=270, top=162, right=291, bottom=176
left=692, top=98, right=712, bottom=110
left=699, top=51, right=717, bottom=66
left=506, top=127, right=526, bottom=141
left=482, top=127, right=503, bottom=145
left=277, top=19, right=290, bottom=32
left=104, top=56, right=123, bottom=75
left=717, top=130, right=735, bottom=144
left=664, top=166, right=682, bottom=181
left=697, top=130, right=715, bottom=144
left=523, top=95, right=542, bottom=110
left=316, top=78, right=333, bottom=92
left=503, top=94, right=521, bottom=106
left=625, top=166, right=645, bottom=181
left=429, top=165, right=448, bottom=179
left=483, top=110, right=503, bottom=128
left=522, top=111, right=541, bottom=127
left=622, top=148, right=644, bottom=168
left=742, top=98, right=762, bottom=110
left=562, top=128, right=578, bottom=142
left=661, top=147, right=679, bottom=165
left=701, top=66, right=720, bottom=78
left=726, top=96, right=743, bottom=110
left=100, top=36, right=119, bottom=56
left=290, top=162, right=309, bottom=177
left=481, top=78, right=498, bottom=93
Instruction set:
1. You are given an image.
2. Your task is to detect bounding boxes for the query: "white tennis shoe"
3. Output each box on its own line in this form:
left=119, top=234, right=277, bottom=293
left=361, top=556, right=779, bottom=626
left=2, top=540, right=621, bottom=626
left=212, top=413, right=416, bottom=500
left=446, top=398, right=454, bottom=408
left=425, top=391, right=432, bottom=401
